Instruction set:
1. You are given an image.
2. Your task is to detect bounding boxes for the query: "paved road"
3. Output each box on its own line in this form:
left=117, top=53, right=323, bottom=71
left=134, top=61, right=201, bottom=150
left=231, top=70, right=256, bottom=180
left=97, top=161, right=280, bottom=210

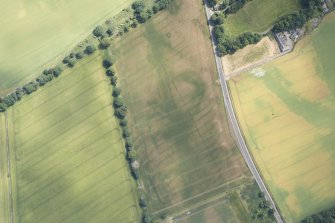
left=4, top=111, right=14, bottom=223
left=203, top=2, right=284, bottom=223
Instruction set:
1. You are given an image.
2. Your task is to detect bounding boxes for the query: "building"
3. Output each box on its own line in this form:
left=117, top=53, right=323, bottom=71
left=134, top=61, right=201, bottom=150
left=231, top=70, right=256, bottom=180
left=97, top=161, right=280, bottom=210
left=322, top=0, right=329, bottom=13
left=289, top=28, right=304, bottom=42
left=274, top=32, right=290, bottom=52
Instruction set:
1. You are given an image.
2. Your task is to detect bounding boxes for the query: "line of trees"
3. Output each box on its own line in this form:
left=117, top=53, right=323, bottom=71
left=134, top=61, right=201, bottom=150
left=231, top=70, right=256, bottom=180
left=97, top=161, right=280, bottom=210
left=209, top=1, right=262, bottom=56
left=241, top=183, right=276, bottom=223
left=0, top=0, right=134, bottom=112
left=213, top=25, right=262, bottom=56
left=101, top=55, right=153, bottom=223
left=1, top=1, right=174, bottom=221
left=0, top=67, right=63, bottom=112
left=0, top=42, right=99, bottom=112
left=207, top=0, right=250, bottom=15
left=302, top=206, right=335, bottom=223
left=132, top=0, right=173, bottom=23
left=272, top=0, right=324, bottom=33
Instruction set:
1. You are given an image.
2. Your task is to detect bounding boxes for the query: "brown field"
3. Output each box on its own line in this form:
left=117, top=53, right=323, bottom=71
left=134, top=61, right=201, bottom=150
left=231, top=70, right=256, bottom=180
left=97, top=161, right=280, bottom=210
left=222, top=36, right=280, bottom=77
left=112, top=0, right=250, bottom=218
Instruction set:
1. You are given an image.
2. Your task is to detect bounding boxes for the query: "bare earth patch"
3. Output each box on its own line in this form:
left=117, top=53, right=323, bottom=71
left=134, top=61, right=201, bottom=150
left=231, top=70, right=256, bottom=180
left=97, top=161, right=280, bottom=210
left=222, top=36, right=280, bottom=77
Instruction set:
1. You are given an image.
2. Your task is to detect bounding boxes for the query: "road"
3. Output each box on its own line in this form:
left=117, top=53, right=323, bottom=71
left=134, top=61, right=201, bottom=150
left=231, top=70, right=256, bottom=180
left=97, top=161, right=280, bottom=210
left=203, top=2, right=284, bottom=223
left=4, top=111, right=14, bottom=223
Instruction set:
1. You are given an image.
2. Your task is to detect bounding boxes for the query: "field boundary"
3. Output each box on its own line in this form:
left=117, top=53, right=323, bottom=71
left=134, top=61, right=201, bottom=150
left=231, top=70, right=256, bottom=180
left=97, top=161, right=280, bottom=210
left=103, top=60, right=142, bottom=220
left=226, top=83, right=287, bottom=222
left=4, top=111, right=14, bottom=223
left=152, top=176, right=248, bottom=216
left=204, top=2, right=284, bottom=222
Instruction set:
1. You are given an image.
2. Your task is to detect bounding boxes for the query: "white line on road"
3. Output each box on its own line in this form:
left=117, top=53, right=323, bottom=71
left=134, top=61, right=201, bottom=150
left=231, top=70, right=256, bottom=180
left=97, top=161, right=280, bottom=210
left=203, top=2, right=284, bottom=223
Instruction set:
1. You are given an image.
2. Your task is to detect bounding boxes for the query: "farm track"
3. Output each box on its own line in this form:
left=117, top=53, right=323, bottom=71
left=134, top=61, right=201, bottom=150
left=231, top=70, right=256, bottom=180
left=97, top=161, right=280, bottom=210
left=203, top=2, right=284, bottom=223
left=4, top=111, right=14, bottom=223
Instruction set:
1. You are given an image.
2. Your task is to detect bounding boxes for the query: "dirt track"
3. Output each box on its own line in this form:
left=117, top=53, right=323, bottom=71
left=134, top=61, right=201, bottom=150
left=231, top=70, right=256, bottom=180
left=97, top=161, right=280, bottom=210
left=4, top=111, right=14, bottom=223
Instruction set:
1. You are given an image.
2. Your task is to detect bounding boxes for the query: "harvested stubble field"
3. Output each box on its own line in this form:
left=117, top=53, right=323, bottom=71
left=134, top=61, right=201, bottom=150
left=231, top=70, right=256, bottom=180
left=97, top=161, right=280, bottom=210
left=0, top=0, right=133, bottom=94
left=223, top=0, right=300, bottom=37
left=229, top=13, right=335, bottom=222
left=113, top=0, right=250, bottom=218
left=6, top=56, right=139, bottom=223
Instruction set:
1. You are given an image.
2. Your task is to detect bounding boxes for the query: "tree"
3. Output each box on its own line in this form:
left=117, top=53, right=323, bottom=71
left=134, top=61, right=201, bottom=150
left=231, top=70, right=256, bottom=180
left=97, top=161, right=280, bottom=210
left=69, top=52, right=76, bottom=58
left=226, top=0, right=248, bottom=14
left=103, top=56, right=116, bottom=68
left=62, top=56, right=71, bottom=64
left=258, top=192, right=265, bottom=198
left=160, top=213, right=167, bottom=220
left=50, top=66, right=62, bottom=77
left=213, top=25, right=225, bottom=39
left=132, top=1, right=145, bottom=14
left=207, top=0, right=220, bottom=7
left=111, top=76, right=118, bottom=86
left=139, top=196, right=147, bottom=207
left=123, top=25, right=130, bottom=33
left=0, top=102, right=7, bottom=112
left=106, top=68, right=115, bottom=77
left=131, top=21, right=138, bottom=28
left=99, top=38, right=111, bottom=49
left=115, top=105, right=127, bottom=119
left=156, top=0, right=171, bottom=10
left=15, top=88, right=25, bottom=100
left=113, top=97, right=124, bottom=108
left=119, top=118, right=128, bottom=127
left=130, top=166, right=140, bottom=179
left=93, top=25, right=105, bottom=37
left=136, top=11, right=150, bottom=23
left=302, top=206, right=335, bottom=223
left=210, top=13, right=225, bottom=25
left=122, top=127, right=130, bottom=138
left=128, top=150, right=137, bottom=161
left=142, top=211, right=152, bottom=223
left=153, top=4, right=160, bottom=13
left=112, top=88, right=121, bottom=97
left=106, top=26, right=115, bottom=36
left=125, top=137, right=133, bottom=149
left=1, top=94, right=16, bottom=107
left=84, top=45, right=96, bottom=55
left=23, top=82, right=38, bottom=94
left=75, top=52, right=84, bottom=59
left=67, top=59, right=76, bottom=68
left=272, top=12, right=308, bottom=33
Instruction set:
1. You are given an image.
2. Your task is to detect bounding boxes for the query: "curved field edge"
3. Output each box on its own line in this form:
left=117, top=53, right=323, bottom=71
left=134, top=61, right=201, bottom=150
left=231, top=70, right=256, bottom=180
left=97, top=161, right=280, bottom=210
left=0, top=0, right=134, bottom=94
left=228, top=13, right=335, bottom=222
left=6, top=55, right=140, bottom=223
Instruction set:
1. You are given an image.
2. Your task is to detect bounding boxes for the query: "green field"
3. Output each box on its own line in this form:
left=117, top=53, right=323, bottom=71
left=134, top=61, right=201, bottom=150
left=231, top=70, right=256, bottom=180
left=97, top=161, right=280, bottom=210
left=229, top=13, right=335, bottom=222
left=4, top=55, right=139, bottom=222
left=223, top=0, right=301, bottom=37
left=113, top=0, right=252, bottom=219
left=0, top=0, right=133, bottom=94
left=0, top=114, right=10, bottom=223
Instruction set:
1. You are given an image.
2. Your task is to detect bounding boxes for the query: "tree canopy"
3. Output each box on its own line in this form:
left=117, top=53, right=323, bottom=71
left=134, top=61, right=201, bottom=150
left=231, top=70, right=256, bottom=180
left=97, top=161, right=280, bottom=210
left=93, top=25, right=105, bottom=37
left=210, top=13, right=225, bottom=25
left=302, top=206, right=335, bottom=223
